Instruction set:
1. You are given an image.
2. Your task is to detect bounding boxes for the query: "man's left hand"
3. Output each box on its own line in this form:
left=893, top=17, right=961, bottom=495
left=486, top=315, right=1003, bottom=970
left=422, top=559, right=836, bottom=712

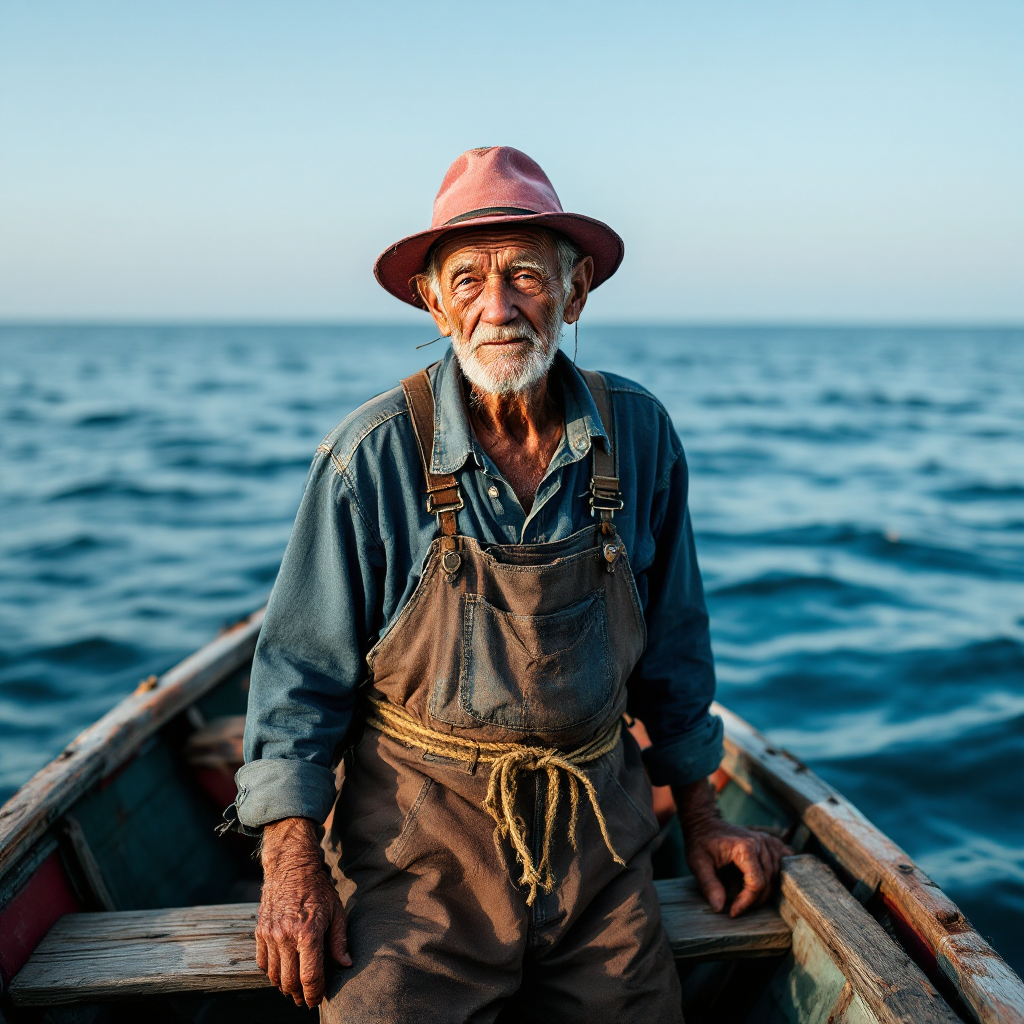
left=673, top=779, right=792, bottom=918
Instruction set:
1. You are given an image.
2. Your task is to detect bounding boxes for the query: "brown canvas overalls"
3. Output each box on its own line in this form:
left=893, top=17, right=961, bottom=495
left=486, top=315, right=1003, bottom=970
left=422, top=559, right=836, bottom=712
left=321, top=368, right=683, bottom=1024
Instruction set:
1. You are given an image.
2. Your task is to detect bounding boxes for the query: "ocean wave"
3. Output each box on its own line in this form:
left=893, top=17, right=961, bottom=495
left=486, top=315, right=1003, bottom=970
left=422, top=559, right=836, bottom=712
left=4, top=406, right=38, bottom=423
left=764, top=692, right=1024, bottom=761
left=28, top=570, right=93, bottom=587
left=12, top=635, right=142, bottom=671
left=936, top=483, right=1024, bottom=502
left=47, top=481, right=242, bottom=503
left=74, top=410, right=139, bottom=428
left=698, top=393, right=784, bottom=408
left=700, top=523, right=1019, bottom=580
left=687, top=448, right=778, bottom=474
left=719, top=637, right=1024, bottom=692
left=818, top=389, right=983, bottom=414
left=917, top=839, right=1024, bottom=891
left=0, top=675, right=69, bottom=702
left=736, top=423, right=876, bottom=442
left=708, top=571, right=897, bottom=607
left=162, top=454, right=312, bottom=476
left=14, top=534, right=112, bottom=560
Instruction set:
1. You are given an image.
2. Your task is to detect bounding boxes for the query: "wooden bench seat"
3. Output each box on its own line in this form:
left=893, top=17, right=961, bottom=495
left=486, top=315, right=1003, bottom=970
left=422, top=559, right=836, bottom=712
left=10, top=903, right=268, bottom=1005
left=655, top=877, right=792, bottom=961
left=9, top=879, right=791, bottom=1006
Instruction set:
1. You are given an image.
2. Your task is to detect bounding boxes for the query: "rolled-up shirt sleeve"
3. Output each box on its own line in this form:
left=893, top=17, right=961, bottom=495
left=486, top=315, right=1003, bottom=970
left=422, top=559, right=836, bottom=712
left=630, top=447, right=724, bottom=788
left=235, top=453, right=384, bottom=829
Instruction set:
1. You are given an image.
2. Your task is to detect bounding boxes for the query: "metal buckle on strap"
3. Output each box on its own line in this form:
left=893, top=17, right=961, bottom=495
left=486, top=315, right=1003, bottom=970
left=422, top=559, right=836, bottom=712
left=589, top=477, right=624, bottom=517
left=426, top=490, right=465, bottom=516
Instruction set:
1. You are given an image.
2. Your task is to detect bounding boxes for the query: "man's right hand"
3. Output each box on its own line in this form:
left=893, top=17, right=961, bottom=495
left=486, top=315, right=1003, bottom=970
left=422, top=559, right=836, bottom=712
left=256, top=816, right=351, bottom=1007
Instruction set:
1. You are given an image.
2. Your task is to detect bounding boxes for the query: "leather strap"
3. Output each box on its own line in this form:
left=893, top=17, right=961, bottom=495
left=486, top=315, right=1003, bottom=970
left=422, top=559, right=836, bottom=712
left=578, top=369, right=623, bottom=523
left=400, top=368, right=462, bottom=537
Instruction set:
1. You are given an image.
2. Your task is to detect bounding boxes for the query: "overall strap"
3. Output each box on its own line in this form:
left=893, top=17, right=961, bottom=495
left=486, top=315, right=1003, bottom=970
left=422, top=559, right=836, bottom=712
left=578, top=369, right=624, bottom=524
left=400, top=368, right=462, bottom=537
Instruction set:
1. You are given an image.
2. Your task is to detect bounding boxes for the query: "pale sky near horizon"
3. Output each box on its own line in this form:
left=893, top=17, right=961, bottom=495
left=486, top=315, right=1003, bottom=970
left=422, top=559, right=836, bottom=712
left=1, top=1, right=1021, bottom=323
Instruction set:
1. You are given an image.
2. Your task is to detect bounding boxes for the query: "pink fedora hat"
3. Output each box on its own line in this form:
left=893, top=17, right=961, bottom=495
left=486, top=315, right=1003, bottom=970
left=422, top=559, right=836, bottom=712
left=374, top=146, right=624, bottom=309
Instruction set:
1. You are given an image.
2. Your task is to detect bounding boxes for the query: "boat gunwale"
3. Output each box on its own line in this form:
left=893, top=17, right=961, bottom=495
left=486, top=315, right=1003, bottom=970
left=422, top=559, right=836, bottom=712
left=714, top=701, right=1024, bottom=1024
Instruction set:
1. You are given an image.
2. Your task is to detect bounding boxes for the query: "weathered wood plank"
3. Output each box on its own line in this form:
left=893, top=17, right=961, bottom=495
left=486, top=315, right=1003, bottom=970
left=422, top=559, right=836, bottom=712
left=10, top=904, right=270, bottom=1005
left=769, top=916, right=866, bottom=1024
left=714, top=702, right=1024, bottom=1024
left=804, top=797, right=1024, bottom=1024
left=781, top=855, right=960, bottom=1024
left=656, top=876, right=791, bottom=960
left=0, top=609, right=264, bottom=883
left=767, top=918, right=883, bottom=1024
left=12, top=883, right=790, bottom=1005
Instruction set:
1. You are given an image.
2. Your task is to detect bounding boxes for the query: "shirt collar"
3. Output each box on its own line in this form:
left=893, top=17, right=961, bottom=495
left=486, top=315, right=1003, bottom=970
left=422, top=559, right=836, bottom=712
left=429, top=347, right=609, bottom=475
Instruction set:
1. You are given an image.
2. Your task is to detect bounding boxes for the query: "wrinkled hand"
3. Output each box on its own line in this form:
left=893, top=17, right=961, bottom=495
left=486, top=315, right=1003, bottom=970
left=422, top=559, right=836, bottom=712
left=674, top=781, right=792, bottom=918
left=256, top=817, right=351, bottom=1007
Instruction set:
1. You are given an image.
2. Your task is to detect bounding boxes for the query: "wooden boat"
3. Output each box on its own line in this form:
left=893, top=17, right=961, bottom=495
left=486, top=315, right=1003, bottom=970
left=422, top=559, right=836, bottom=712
left=1, top=607, right=1022, bottom=1023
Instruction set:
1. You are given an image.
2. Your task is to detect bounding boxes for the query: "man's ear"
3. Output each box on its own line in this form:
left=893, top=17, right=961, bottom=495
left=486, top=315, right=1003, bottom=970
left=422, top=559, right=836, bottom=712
left=562, top=256, right=595, bottom=325
left=413, top=275, right=452, bottom=336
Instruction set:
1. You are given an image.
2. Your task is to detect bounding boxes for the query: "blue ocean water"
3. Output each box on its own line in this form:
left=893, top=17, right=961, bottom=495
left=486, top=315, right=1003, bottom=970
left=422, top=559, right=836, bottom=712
left=1, top=324, right=1021, bottom=970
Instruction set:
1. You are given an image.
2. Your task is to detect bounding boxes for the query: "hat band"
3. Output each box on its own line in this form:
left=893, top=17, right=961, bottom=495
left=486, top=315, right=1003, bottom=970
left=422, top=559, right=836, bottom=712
left=444, top=206, right=538, bottom=226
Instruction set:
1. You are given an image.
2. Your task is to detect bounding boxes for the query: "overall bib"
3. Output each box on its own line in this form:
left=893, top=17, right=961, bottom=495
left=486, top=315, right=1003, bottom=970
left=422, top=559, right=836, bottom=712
left=321, top=369, right=684, bottom=1024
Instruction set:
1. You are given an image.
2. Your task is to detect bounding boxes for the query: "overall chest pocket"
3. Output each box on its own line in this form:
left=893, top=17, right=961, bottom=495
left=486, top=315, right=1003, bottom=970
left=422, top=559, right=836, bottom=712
left=459, top=589, right=613, bottom=734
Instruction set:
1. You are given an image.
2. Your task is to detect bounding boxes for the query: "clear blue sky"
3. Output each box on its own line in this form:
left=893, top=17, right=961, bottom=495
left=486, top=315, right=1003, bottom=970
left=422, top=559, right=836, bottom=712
left=1, top=1, right=1021, bottom=322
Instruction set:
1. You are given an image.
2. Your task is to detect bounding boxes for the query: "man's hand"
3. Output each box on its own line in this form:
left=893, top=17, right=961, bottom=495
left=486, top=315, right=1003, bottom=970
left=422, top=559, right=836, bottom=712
left=674, top=780, right=792, bottom=918
left=256, top=817, right=351, bottom=1007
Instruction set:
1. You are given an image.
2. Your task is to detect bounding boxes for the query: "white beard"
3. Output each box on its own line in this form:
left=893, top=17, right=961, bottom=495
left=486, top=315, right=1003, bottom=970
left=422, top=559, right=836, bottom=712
left=451, top=319, right=561, bottom=396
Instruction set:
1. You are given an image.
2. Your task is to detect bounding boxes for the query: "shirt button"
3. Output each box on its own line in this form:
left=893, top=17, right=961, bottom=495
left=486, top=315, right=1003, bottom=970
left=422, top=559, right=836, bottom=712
left=488, top=485, right=499, bottom=498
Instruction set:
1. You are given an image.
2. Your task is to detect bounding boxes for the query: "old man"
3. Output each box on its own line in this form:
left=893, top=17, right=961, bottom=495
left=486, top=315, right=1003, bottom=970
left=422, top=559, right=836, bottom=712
left=233, top=147, right=788, bottom=1022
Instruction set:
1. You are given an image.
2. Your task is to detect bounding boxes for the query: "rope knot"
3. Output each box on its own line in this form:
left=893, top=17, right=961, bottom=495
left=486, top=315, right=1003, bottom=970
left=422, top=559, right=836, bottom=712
left=365, top=700, right=626, bottom=906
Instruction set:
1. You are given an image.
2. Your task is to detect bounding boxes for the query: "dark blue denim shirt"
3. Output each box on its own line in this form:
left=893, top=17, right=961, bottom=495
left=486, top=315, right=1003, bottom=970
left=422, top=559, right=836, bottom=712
left=235, top=348, right=723, bottom=829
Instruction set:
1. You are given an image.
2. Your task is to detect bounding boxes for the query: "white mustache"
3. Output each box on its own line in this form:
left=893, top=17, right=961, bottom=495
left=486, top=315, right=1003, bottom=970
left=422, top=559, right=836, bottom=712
left=465, top=322, right=544, bottom=349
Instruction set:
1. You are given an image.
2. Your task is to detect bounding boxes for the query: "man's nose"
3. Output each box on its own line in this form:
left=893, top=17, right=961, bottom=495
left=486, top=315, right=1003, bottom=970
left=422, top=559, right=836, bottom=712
left=478, top=273, right=519, bottom=325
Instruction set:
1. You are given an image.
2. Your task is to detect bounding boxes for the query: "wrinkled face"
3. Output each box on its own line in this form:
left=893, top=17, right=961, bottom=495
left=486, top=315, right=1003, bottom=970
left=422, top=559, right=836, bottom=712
left=420, top=229, right=569, bottom=396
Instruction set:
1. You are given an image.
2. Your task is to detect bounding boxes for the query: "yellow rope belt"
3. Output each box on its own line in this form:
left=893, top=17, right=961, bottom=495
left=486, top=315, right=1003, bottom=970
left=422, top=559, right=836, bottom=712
left=364, top=699, right=626, bottom=906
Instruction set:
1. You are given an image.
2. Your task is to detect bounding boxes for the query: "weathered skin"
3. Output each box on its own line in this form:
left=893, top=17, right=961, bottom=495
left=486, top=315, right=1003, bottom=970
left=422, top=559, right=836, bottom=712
left=676, top=779, right=791, bottom=917
left=256, top=818, right=350, bottom=1007
left=255, top=226, right=791, bottom=1007
left=417, top=227, right=594, bottom=510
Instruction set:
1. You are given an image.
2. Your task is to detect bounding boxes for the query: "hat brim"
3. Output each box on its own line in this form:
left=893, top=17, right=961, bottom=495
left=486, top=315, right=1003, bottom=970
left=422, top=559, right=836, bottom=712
left=373, top=211, right=624, bottom=310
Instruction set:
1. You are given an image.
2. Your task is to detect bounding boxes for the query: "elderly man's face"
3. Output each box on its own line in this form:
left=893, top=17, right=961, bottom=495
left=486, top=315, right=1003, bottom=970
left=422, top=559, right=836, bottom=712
left=418, top=229, right=587, bottom=396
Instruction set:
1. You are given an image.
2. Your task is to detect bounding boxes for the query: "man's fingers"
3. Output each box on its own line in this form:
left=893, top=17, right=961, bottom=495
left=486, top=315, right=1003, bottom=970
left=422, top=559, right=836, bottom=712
left=278, top=941, right=303, bottom=1005
left=763, top=837, right=790, bottom=890
left=729, top=884, right=760, bottom=917
left=298, top=930, right=326, bottom=1007
left=754, top=843, right=775, bottom=908
left=328, top=905, right=352, bottom=967
left=729, top=842, right=767, bottom=918
left=264, top=937, right=282, bottom=990
left=689, top=851, right=727, bottom=913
